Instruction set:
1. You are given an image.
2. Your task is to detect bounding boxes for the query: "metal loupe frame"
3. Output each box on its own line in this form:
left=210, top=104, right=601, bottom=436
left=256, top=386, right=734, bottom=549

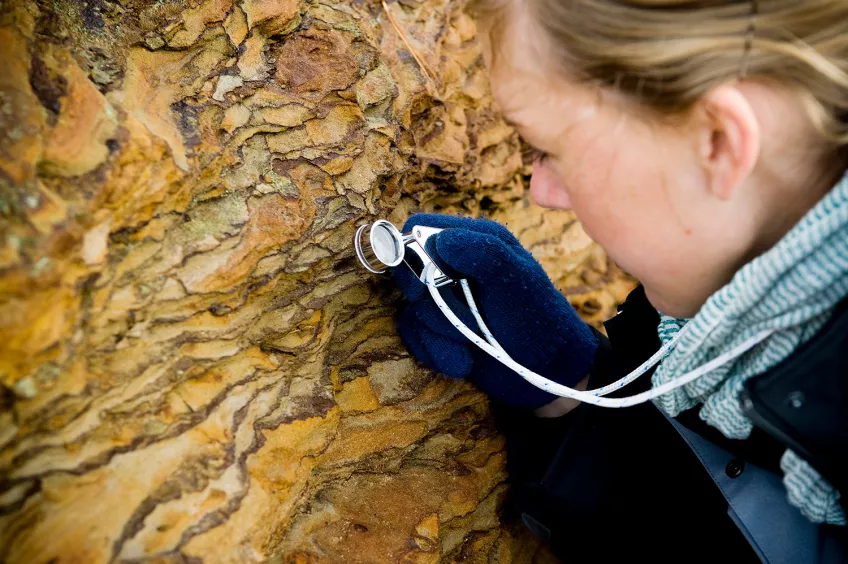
left=354, top=221, right=453, bottom=287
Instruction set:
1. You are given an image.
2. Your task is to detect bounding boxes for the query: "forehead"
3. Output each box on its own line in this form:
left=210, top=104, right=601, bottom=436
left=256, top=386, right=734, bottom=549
left=484, top=7, right=549, bottom=100
left=482, top=5, right=587, bottom=123
left=485, top=21, right=599, bottom=136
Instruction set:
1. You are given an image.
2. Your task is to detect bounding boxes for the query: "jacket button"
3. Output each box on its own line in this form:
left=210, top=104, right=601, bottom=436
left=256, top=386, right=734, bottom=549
left=787, top=391, right=805, bottom=409
left=725, top=459, right=745, bottom=478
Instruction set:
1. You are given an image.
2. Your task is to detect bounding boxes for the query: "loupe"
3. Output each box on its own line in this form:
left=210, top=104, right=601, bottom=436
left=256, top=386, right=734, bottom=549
left=354, top=220, right=453, bottom=287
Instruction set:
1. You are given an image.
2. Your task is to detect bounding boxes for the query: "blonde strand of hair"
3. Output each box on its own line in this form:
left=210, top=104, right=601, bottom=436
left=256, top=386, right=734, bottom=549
left=472, top=0, right=848, bottom=149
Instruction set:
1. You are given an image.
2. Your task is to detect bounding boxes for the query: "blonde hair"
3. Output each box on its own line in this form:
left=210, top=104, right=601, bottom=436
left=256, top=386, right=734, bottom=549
left=474, top=0, right=848, bottom=146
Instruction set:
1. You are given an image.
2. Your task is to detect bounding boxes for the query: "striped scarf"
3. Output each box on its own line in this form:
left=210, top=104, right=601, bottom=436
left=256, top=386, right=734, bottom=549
left=652, top=171, right=848, bottom=526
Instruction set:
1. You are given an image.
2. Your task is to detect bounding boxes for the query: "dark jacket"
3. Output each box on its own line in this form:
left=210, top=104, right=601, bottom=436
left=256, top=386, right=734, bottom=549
left=492, top=286, right=848, bottom=563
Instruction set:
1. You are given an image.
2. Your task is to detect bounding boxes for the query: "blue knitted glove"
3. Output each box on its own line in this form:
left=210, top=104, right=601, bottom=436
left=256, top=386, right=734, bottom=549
left=393, top=214, right=598, bottom=409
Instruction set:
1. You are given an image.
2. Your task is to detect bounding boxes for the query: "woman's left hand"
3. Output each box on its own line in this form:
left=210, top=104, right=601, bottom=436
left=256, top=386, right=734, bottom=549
left=392, top=213, right=599, bottom=410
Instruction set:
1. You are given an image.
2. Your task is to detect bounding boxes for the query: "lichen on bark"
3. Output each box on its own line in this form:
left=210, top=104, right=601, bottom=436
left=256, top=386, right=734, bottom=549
left=0, top=0, right=634, bottom=562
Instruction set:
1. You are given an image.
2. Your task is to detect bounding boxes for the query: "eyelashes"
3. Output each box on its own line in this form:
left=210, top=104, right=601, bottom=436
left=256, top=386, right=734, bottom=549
left=519, top=134, right=550, bottom=165
left=529, top=147, right=549, bottom=164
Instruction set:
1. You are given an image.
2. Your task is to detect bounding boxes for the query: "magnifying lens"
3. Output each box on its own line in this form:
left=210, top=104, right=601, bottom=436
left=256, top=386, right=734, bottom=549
left=354, top=220, right=453, bottom=286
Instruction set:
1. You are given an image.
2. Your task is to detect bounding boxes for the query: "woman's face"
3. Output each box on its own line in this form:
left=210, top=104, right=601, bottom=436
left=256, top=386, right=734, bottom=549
left=483, top=11, right=768, bottom=317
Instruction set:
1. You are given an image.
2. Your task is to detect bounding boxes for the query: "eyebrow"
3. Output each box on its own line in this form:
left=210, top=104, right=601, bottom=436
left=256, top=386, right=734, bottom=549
left=502, top=115, right=525, bottom=130
left=502, top=115, right=540, bottom=149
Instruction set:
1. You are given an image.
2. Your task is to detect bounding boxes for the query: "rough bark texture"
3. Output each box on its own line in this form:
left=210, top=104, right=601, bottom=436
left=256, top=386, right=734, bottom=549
left=0, top=0, right=635, bottom=562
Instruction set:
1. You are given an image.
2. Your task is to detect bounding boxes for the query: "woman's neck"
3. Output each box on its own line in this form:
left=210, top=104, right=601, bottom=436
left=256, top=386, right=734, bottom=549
left=750, top=151, right=846, bottom=262
left=674, top=151, right=846, bottom=320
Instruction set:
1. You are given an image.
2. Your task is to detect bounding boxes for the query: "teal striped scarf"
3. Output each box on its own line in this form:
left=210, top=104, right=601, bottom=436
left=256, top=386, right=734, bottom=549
left=652, top=171, right=848, bottom=525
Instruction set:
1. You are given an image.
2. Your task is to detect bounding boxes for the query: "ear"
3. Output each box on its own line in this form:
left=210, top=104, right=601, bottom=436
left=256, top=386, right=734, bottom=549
left=696, top=84, right=761, bottom=201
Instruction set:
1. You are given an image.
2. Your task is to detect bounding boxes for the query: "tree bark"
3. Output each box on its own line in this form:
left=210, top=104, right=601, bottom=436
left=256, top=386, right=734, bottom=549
left=0, top=0, right=634, bottom=562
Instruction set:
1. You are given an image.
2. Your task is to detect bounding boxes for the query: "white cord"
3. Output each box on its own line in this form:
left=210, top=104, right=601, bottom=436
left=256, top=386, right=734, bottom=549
left=458, top=280, right=509, bottom=356
left=423, top=263, right=776, bottom=408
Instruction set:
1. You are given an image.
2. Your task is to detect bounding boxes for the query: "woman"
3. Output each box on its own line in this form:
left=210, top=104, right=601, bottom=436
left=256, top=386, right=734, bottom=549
left=392, top=0, right=848, bottom=562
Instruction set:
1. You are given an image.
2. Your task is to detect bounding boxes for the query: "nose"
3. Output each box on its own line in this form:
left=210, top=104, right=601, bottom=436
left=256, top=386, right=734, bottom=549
left=529, top=158, right=572, bottom=210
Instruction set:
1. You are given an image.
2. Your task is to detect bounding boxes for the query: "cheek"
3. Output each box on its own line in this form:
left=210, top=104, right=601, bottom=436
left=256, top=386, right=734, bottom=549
left=557, top=155, right=617, bottom=239
left=563, top=150, right=684, bottom=290
left=560, top=149, right=651, bottom=262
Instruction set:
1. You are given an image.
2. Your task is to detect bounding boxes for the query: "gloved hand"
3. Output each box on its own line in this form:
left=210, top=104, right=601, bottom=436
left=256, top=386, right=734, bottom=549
left=393, top=213, right=599, bottom=410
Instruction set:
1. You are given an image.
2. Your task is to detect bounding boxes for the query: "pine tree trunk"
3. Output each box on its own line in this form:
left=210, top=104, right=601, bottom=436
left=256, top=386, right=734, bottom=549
left=0, top=0, right=634, bottom=561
